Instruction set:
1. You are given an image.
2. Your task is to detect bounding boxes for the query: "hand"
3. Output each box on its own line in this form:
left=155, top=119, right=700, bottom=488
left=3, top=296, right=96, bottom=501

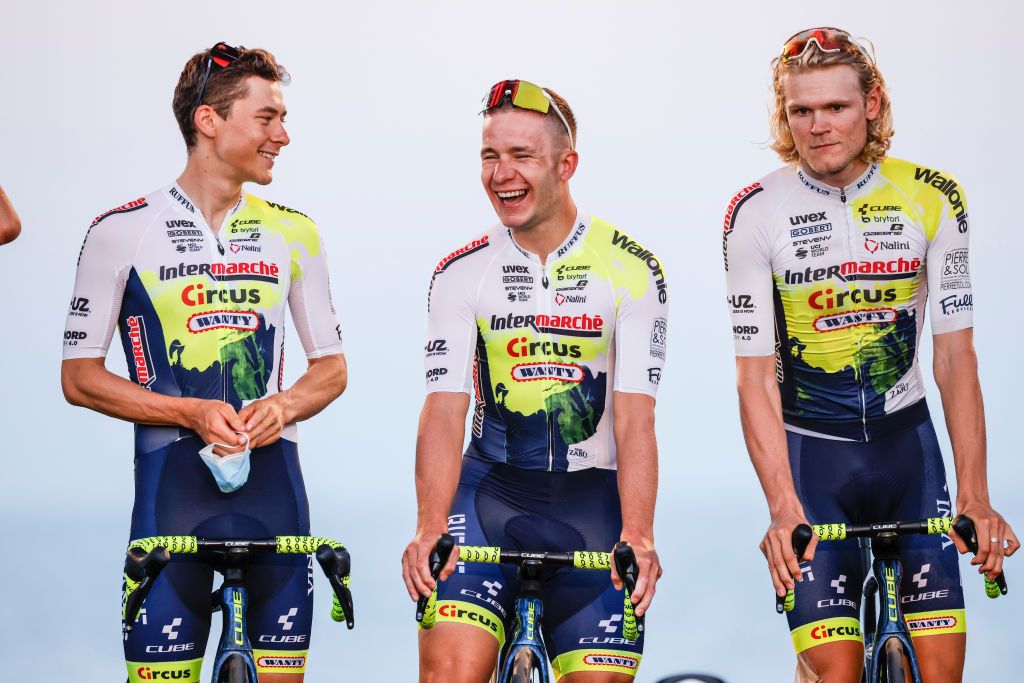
left=612, top=535, right=662, bottom=618
left=760, top=507, right=817, bottom=597
left=184, top=399, right=248, bottom=455
left=402, top=529, right=458, bottom=601
left=950, top=501, right=1020, bottom=580
left=238, top=395, right=287, bottom=449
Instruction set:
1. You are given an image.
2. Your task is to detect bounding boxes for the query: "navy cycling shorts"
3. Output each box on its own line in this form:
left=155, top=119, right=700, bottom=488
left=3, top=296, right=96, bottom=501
left=123, top=434, right=312, bottom=682
left=430, top=455, right=643, bottom=679
left=785, top=416, right=965, bottom=654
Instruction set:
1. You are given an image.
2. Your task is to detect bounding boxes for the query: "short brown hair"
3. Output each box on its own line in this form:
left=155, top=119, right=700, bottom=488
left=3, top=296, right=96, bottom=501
left=770, top=36, right=893, bottom=164
left=172, top=45, right=290, bottom=150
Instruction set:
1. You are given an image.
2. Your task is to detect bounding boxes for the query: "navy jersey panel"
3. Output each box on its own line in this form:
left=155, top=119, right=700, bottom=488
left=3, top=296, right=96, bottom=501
left=437, top=456, right=644, bottom=660
left=784, top=416, right=964, bottom=634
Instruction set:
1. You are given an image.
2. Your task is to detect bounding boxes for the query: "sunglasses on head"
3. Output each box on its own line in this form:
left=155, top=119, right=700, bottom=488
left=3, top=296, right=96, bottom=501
left=781, top=27, right=863, bottom=61
left=482, top=79, right=575, bottom=150
left=194, top=41, right=242, bottom=111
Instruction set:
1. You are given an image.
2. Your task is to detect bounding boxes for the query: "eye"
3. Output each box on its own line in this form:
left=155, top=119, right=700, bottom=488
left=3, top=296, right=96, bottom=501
left=831, top=104, right=843, bottom=112
left=793, top=107, right=810, bottom=116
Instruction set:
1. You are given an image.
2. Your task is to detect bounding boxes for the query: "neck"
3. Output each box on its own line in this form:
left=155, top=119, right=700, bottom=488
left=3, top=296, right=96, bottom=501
left=177, top=151, right=244, bottom=233
left=799, top=157, right=869, bottom=190
left=509, top=195, right=577, bottom=264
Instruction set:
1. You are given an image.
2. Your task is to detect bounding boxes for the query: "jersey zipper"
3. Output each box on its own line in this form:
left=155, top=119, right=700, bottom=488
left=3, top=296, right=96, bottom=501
left=540, top=260, right=554, bottom=471
left=840, top=187, right=870, bottom=440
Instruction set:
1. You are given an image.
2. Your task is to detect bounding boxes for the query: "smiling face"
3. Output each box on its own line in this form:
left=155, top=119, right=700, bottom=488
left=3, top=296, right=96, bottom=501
left=783, top=65, right=881, bottom=187
left=204, top=76, right=290, bottom=186
left=480, top=107, right=575, bottom=232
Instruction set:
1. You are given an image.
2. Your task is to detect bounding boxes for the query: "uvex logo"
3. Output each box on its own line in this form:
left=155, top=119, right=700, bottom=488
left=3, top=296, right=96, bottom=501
left=502, top=265, right=529, bottom=274
left=790, top=211, right=826, bottom=225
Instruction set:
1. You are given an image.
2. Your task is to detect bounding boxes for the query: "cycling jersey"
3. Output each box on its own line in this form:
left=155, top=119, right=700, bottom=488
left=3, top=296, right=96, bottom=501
left=63, top=183, right=342, bottom=681
left=724, top=158, right=973, bottom=440
left=424, top=213, right=668, bottom=471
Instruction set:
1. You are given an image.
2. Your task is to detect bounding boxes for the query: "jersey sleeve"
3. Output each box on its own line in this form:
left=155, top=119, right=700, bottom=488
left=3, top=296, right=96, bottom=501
left=63, top=216, right=134, bottom=360
left=424, top=268, right=477, bottom=394
left=612, top=250, right=669, bottom=397
left=288, top=223, right=344, bottom=358
left=723, top=185, right=775, bottom=356
left=926, top=178, right=973, bottom=334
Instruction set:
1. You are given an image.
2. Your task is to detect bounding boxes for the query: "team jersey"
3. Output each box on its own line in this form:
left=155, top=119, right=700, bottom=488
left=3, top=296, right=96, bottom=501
left=63, top=182, right=343, bottom=452
left=723, top=158, right=973, bottom=441
left=425, top=213, right=668, bottom=472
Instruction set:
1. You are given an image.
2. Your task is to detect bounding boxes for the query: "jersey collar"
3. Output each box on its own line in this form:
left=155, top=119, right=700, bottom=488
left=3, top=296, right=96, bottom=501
left=505, top=212, right=591, bottom=264
left=796, top=162, right=880, bottom=200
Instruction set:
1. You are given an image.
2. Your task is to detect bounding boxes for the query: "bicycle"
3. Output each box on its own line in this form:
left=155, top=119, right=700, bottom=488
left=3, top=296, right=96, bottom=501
left=123, top=535, right=354, bottom=683
left=776, top=515, right=1007, bottom=683
left=415, top=533, right=643, bottom=683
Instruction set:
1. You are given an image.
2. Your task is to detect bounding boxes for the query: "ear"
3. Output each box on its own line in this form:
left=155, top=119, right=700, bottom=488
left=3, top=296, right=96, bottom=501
left=193, top=104, right=220, bottom=143
left=559, top=149, right=579, bottom=182
left=864, top=84, right=882, bottom=122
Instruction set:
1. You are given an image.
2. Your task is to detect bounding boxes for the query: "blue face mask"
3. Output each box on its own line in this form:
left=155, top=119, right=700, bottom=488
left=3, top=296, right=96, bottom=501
left=198, top=433, right=251, bottom=493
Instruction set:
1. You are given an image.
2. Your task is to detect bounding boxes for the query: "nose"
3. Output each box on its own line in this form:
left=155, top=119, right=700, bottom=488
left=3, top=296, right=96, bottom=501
left=491, top=158, right=515, bottom=184
left=271, top=120, right=290, bottom=146
left=810, top=112, right=829, bottom=135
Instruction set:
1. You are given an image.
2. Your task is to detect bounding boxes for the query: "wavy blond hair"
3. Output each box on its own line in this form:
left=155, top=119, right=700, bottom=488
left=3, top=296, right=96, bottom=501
left=770, top=36, right=893, bottom=164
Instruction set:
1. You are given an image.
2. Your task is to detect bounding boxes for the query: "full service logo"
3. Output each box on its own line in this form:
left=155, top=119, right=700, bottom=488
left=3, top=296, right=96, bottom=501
left=187, top=310, right=260, bottom=334
left=511, top=362, right=584, bottom=383
left=914, top=167, right=969, bottom=233
left=611, top=231, right=668, bottom=303
left=490, top=312, right=604, bottom=338
left=126, top=316, right=156, bottom=388
left=722, top=182, right=764, bottom=272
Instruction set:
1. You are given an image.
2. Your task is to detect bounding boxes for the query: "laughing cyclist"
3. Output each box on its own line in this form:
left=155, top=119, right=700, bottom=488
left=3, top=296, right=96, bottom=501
left=722, top=27, right=1018, bottom=683
left=401, top=79, right=669, bottom=682
left=62, top=42, right=346, bottom=683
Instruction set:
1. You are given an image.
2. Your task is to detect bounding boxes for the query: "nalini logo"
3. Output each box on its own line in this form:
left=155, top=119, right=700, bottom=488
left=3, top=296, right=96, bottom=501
left=511, top=362, right=584, bottom=383
left=187, top=311, right=259, bottom=334
left=583, top=654, right=639, bottom=669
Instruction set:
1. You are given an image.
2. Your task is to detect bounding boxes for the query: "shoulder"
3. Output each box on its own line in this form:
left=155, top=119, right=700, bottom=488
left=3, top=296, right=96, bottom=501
left=248, top=194, right=318, bottom=230
left=77, top=190, right=164, bottom=264
left=881, top=157, right=969, bottom=230
left=723, top=167, right=793, bottom=231
left=589, top=216, right=662, bottom=261
left=431, top=225, right=501, bottom=277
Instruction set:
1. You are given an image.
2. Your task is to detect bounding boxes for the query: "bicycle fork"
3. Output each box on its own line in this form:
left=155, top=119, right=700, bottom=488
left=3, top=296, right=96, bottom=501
left=867, top=534, right=921, bottom=683
left=211, top=568, right=259, bottom=681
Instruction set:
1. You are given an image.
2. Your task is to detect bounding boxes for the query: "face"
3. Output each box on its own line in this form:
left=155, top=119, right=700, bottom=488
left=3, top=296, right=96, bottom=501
left=783, top=65, right=880, bottom=186
left=201, top=76, right=290, bottom=185
left=480, top=108, right=575, bottom=231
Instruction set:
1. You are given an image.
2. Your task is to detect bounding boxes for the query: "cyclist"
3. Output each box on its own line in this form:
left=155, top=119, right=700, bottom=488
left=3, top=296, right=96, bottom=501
left=0, top=184, right=20, bottom=244
left=401, top=80, right=668, bottom=682
left=723, top=27, right=1019, bottom=682
left=62, top=43, right=346, bottom=683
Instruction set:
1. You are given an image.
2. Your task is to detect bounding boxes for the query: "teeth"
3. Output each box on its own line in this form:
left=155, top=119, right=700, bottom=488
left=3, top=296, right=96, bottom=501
left=259, top=152, right=277, bottom=159
left=497, top=190, right=526, bottom=199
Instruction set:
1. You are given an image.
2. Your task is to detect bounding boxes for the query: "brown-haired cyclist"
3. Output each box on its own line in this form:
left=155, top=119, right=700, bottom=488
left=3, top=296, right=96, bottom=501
left=723, top=27, right=1018, bottom=683
left=62, top=43, right=346, bottom=683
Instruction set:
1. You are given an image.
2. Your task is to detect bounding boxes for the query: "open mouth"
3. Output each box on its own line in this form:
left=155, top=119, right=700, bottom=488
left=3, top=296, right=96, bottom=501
left=258, top=151, right=278, bottom=162
left=496, top=189, right=528, bottom=206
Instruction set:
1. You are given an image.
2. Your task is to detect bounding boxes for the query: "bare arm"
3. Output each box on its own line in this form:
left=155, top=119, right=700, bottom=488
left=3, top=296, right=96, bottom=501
left=737, top=355, right=816, bottom=596
left=933, top=329, right=1019, bottom=577
left=402, top=391, right=470, bottom=599
left=613, top=392, right=661, bottom=616
left=0, top=185, right=21, bottom=245
left=238, top=353, right=347, bottom=449
left=62, top=357, right=246, bottom=450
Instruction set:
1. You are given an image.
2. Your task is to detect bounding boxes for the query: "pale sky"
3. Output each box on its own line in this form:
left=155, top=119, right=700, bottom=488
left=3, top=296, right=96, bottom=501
left=2, top=1, right=1021, bottom=681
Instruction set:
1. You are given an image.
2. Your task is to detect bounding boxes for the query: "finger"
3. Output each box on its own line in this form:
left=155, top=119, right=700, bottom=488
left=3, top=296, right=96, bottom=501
left=221, top=406, right=246, bottom=433
left=631, top=559, right=650, bottom=606
left=411, top=546, right=436, bottom=598
left=768, top=534, right=796, bottom=591
left=759, top=538, right=769, bottom=560
left=609, top=547, right=622, bottom=591
left=237, top=403, right=255, bottom=422
left=803, top=534, right=819, bottom=564
left=772, top=530, right=800, bottom=584
left=984, top=522, right=1005, bottom=578
left=401, top=550, right=419, bottom=601
left=635, top=563, right=658, bottom=616
left=764, top=545, right=785, bottom=596
left=1005, top=527, right=1021, bottom=557
left=947, top=526, right=970, bottom=554
left=245, top=413, right=277, bottom=446
left=438, top=543, right=460, bottom=583
left=972, top=519, right=993, bottom=567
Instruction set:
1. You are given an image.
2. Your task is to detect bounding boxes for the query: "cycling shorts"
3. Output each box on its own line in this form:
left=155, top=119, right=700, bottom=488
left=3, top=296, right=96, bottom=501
left=123, top=435, right=313, bottom=682
left=785, top=414, right=965, bottom=653
left=431, top=455, right=643, bottom=679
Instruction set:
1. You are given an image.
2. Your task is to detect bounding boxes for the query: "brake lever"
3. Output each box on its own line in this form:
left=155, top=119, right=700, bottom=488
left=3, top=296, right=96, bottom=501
left=952, top=515, right=1008, bottom=597
left=612, top=542, right=645, bottom=637
left=776, top=524, right=813, bottom=614
left=123, top=547, right=169, bottom=630
left=416, top=533, right=455, bottom=622
left=315, top=545, right=355, bottom=629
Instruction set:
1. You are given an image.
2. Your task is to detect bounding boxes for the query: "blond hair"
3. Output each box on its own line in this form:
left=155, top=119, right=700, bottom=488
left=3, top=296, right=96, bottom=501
left=770, top=38, right=893, bottom=164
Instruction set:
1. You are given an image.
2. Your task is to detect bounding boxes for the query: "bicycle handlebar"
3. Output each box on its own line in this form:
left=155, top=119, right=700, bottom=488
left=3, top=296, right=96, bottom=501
left=775, top=515, right=1007, bottom=614
left=123, top=535, right=354, bottom=631
left=416, top=534, right=643, bottom=640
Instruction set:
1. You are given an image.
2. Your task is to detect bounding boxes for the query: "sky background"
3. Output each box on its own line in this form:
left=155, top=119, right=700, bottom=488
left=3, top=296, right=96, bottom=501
left=2, top=1, right=1022, bottom=681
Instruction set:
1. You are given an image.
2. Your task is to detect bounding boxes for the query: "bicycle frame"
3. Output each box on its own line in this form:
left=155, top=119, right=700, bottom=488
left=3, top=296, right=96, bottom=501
left=210, top=569, right=259, bottom=681
left=864, top=535, right=921, bottom=682
left=498, top=595, right=551, bottom=683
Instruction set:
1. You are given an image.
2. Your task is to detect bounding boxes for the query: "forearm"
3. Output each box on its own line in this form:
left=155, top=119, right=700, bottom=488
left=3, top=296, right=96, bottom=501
left=414, top=394, right=469, bottom=532
left=933, top=337, right=989, bottom=506
left=0, top=185, right=20, bottom=244
left=614, top=396, right=658, bottom=543
left=275, top=353, right=347, bottom=424
left=62, top=358, right=195, bottom=426
left=737, top=359, right=801, bottom=515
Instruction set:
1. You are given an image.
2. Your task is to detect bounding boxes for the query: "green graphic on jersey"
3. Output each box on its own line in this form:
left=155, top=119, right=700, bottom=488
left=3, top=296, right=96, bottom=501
left=548, top=382, right=599, bottom=443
